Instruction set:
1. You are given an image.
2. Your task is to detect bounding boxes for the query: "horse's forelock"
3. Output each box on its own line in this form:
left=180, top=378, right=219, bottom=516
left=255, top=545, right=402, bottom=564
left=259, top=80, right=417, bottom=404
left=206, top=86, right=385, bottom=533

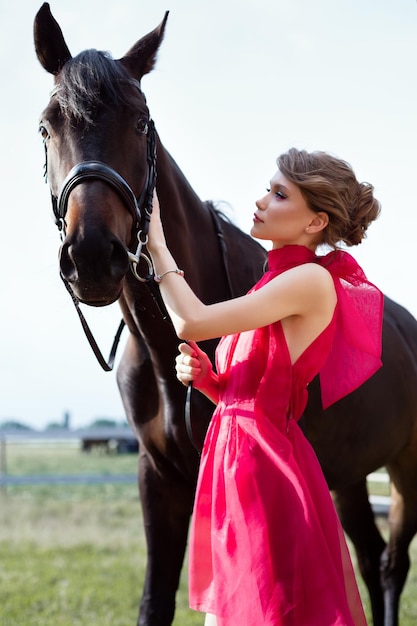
left=57, top=49, right=137, bottom=125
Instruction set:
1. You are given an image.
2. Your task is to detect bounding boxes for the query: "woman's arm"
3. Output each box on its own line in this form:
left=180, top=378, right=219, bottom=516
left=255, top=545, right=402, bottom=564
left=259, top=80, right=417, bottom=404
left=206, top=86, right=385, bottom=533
left=148, top=194, right=336, bottom=342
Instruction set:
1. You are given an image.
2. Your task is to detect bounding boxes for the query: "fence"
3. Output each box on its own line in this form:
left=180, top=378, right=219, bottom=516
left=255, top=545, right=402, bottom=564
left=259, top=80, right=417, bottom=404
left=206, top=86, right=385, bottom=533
left=0, top=431, right=137, bottom=492
left=0, top=433, right=390, bottom=514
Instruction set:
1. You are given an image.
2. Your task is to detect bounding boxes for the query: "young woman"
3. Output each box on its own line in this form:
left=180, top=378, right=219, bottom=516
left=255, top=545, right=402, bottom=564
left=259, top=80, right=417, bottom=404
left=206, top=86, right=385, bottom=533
left=148, top=147, right=383, bottom=626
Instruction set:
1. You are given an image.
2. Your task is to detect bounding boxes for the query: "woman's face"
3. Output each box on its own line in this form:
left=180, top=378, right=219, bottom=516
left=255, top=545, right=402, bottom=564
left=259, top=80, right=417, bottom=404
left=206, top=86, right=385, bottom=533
left=251, top=169, right=320, bottom=249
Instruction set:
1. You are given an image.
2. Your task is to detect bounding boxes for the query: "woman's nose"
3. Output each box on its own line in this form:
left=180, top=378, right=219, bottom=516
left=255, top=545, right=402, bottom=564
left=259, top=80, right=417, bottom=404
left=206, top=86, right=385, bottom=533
left=256, top=196, right=266, bottom=210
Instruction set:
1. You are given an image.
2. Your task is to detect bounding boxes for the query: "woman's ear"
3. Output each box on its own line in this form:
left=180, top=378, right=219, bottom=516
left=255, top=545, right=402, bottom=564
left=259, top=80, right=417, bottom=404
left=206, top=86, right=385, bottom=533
left=307, top=211, right=329, bottom=233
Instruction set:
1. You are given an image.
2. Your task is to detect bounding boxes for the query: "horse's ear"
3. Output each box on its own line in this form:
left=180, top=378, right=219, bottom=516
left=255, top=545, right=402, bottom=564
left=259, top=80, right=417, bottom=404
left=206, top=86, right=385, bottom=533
left=34, top=3, right=72, bottom=75
left=120, top=11, right=169, bottom=80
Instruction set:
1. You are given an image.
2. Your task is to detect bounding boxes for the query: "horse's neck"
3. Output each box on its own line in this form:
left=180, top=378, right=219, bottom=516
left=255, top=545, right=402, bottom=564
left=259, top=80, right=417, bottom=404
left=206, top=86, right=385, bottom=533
left=121, top=139, right=227, bottom=363
left=120, top=274, right=182, bottom=369
left=120, top=142, right=204, bottom=365
left=155, top=141, right=211, bottom=258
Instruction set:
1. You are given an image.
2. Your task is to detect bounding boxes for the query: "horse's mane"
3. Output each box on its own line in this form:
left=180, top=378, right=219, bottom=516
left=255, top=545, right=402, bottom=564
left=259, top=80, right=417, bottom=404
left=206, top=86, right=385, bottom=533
left=204, top=200, right=233, bottom=225
left=57, top=49, right=139, bottom=126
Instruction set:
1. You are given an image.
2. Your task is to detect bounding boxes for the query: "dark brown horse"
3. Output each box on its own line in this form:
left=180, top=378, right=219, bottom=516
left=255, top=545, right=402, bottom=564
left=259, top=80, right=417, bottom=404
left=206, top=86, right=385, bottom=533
left=34, top=5, right=417, bottom=626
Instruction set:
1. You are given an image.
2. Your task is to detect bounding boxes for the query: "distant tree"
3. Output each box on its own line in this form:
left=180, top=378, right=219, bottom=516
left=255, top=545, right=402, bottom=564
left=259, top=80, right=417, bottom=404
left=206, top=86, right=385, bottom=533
left=63, top=411, right=71, bottom=429
left=0, top=420, right=32, bottom=431
left=89, top=418, right=118, bottom=428
left=45, top=422, right=65, bottom=430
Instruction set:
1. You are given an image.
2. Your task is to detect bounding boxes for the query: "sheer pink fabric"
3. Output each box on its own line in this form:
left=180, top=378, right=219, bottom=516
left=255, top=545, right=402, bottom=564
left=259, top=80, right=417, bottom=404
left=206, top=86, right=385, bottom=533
left=189, top=245, right=383, bottom=625
left=316, top=249, right=383, bottom=408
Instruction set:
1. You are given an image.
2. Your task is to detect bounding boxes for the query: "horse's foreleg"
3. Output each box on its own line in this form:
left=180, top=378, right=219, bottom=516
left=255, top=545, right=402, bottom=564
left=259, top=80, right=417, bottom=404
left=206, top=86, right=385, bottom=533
left=382, top=458, right=417, bottom=626
left=333, top=480, right=386, bottom=626
left=137, top=450, right=194, bottom=626
left=117, top=335, right=193, bottom=626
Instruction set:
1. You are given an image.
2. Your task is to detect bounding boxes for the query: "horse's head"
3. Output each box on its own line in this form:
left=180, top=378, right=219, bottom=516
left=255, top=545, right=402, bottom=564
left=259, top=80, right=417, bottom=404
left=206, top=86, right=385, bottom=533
left=34, top=3, right=168, bottom=305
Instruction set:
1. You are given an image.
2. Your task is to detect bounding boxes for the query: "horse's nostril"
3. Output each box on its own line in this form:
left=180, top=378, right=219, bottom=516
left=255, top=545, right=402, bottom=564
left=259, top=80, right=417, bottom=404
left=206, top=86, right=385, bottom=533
left=109, top=238, right=129, bottom=281
left=59, top=235, right=128, bottom=285
left=59, top=242, right=79, bottom=282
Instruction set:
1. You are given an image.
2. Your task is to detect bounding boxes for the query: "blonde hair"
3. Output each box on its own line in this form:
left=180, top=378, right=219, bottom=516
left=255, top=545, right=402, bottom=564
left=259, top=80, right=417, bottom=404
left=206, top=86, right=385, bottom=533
left=277, top=148, right=381, bottom=247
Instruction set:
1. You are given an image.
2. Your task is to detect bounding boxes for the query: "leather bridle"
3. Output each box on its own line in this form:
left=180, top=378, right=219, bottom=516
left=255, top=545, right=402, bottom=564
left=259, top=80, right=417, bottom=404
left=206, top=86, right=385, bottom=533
left=43, top=86, right=158, bottom=370
left=50, top=118, right=157, bottom=282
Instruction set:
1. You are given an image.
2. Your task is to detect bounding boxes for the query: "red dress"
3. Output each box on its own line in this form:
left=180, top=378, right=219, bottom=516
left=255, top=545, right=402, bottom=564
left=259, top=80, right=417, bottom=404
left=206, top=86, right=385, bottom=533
left=189, top=245, right=383, bottom=626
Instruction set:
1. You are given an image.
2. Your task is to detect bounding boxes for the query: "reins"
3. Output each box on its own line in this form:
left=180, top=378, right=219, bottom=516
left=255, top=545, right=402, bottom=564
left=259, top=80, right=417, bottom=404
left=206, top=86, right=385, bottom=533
left=61, top=275, right=126, bottom=371
left=183, top=203, right=236, bottom=454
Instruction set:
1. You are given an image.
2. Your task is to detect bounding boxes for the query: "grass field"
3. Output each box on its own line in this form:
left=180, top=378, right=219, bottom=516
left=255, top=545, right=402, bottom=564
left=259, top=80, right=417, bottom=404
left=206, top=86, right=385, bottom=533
left=1, top=442, right=416, bottom=625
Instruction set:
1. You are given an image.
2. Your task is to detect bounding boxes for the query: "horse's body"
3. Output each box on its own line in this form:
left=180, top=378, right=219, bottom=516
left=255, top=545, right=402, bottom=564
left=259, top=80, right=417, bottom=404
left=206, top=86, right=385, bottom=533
left=34, top=5, right=417, bottom=626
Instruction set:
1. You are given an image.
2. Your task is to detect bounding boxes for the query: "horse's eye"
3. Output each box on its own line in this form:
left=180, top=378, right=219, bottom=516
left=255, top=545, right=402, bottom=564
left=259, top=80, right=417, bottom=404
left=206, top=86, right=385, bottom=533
left=39, top=125, right=49, bottom=141
left=136, top=118, right=149, bottom=135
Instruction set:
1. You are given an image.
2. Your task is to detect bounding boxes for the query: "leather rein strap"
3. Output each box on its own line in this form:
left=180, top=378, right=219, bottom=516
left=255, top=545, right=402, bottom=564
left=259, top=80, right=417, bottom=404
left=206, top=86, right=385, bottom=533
left=185, top=203, right=235, bottom=454
left=61, top=276, right=126, bottom=371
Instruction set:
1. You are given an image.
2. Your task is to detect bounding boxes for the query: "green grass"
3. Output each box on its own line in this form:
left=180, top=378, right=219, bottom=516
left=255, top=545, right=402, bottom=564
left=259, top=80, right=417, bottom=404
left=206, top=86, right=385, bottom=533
left=1, top=443, right=416, bottom=625
left=0, top=490, right=200, bottom=626
left=0, top=443, right=202, bottom=626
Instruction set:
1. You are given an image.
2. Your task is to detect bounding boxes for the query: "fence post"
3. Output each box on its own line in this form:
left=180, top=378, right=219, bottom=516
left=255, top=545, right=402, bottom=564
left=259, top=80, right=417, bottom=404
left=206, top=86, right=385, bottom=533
left=0, top=435, right=7, bottom=495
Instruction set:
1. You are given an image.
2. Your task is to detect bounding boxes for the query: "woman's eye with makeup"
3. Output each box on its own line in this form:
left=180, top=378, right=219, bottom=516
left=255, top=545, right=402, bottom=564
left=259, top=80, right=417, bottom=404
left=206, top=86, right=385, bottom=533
left=276, top=191, right=286, bottom=199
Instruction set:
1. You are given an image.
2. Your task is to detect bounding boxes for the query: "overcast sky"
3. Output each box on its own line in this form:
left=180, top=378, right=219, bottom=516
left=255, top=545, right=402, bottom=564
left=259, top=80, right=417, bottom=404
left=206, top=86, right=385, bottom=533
left=0, top=0, right=416, bottom=429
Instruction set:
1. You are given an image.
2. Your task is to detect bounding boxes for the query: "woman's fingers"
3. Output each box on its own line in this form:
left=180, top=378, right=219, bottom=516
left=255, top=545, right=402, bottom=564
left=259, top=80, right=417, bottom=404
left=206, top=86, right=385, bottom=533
left=151, top=189, right=160, bottom=217
left=175, top=342, right=203, bottom=385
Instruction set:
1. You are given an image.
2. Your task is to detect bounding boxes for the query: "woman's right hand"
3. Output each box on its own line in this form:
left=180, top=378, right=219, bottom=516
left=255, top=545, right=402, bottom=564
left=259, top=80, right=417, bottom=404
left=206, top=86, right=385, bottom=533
left=175, top=341, right=219, bottom=404
left=175, top=341, right=211, bottom=386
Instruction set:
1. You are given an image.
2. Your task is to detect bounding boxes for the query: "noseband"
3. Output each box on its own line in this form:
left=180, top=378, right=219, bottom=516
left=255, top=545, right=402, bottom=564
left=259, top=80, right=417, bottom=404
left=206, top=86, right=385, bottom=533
left=50, top=117, right=157, bottom=282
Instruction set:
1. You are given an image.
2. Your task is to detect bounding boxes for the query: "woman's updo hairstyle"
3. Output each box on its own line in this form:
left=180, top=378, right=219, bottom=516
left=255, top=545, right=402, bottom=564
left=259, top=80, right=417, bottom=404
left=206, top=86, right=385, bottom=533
left=277, top=148, right=381, bottom=247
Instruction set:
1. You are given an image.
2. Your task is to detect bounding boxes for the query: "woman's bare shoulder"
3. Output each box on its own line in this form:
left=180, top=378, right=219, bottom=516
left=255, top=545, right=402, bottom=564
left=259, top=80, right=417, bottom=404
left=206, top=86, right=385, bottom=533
left=276, top=261, right=335, bottom=291
left=268, top=262, right=336, bottom=314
